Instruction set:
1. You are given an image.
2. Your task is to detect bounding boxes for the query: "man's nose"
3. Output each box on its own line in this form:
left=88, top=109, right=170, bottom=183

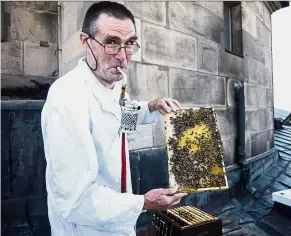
left=115, top=47, right=127, bottom=61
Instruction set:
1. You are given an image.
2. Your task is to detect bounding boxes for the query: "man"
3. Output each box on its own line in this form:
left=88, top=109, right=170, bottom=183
left=41, top=2, right=186, bottom=236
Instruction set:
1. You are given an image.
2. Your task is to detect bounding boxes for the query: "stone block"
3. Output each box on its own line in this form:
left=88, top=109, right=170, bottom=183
left=131, top=18, right=141, bottom=62
left=221, top=136, right=236, bottom=166
left=277, top=174, right=291, bottom=188
left=245, top=2, right=264, bottom=21
left=242, top=6, right=257, bottom=39
left=24, top=41, right=58, bottom=77
left=124, top=2, right=166, bottom=26
left=218, top=47, right=245, bottom=80
left=244, top=57, right=272, bottom=88
left=169, top=69, right=226, bottom=106
left=76, top=2, right=96, bottom=30
left=243, top=30, right=268, bottom=65
left=226, top=78, right=239, bottom=107
left=8, top=6, right=57, bottom=43
left=7, top=1, right=58, bottom=13
left=245, top=85, right=266, bottom=109
left=142, top=23, right=197, bottom=71
left=197, top=40, right=218, bottom=74
left=169, top=2, right=224, bottom=46
left=61, top=2, right=81, bottom=43
left=152, top=114, right=167, bottom=147
left=257, top=19, right=272, bottom=49
left=263, top=156, right=274, bottom=172
left=250, top=166, right=263, bottom=182
left=9, top=110, right=46, bottom=197
left=1, top=111, right=11, bottom=198
left=1, top=198, right=27, bottom=226
left=28, top=195, right=48, bottom=216
left=252, top=174, right=273, bottom=193
left=1, top=40, right=23, bottom=75
left=245, top=133, right=252, bottom=158
left=246, top=109, right=272, bottom=132
left=61, top=30, right=84, bottom=66
left=196, top=2, right=224, bottom=18
left=249, top=159, right=262, bottom=174
left=265, top=165, right=283, bottom=179
left=127, top=124, right=153, bottom=150
left=61, top=54, right=82, bottom=76
left=127, top=62, right=168, bottom=101
left=250, top=130, right=273, bottom=157
left=215, top=109, right=236, bottom=136
left=263, top=4, right=272, bottom=30
left=138, top=148, right=169, bottom=194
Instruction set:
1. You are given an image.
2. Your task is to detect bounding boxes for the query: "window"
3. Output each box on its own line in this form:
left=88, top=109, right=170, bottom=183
left=224, top=2, right=243, bottom=57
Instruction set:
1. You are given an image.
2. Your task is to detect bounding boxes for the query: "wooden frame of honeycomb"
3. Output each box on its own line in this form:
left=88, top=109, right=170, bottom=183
left=165, top=107, right=229, bottom=193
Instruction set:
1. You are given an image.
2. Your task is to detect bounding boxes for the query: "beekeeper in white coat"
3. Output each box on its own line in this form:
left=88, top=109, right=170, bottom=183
left=41, top=2, right=187, bottom=236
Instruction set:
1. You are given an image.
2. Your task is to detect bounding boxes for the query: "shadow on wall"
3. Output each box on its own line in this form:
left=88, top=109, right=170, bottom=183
left=1, top=80, right=51, bottom=100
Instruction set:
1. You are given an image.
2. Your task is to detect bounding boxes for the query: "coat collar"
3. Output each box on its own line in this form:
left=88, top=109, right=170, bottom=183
left=77, top=57, right=122, bottom=122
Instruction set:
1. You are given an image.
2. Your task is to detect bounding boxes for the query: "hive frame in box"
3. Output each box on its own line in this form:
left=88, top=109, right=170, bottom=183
left=164, top=107, right=229, bottom=193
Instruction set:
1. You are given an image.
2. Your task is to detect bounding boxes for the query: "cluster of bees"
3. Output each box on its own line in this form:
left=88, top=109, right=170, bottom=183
left=167, top=108, right=226, bottom=191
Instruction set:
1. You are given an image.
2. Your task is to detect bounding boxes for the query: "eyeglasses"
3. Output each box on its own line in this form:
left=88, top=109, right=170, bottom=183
left=89, top=37, right=140, bottom=55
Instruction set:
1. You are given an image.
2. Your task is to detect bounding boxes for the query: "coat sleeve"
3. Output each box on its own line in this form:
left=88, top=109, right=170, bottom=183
left=41, top=92, right=145, bottom=233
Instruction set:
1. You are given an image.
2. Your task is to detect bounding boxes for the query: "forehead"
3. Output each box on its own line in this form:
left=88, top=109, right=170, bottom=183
left=96, top=13, right=136, bottom=39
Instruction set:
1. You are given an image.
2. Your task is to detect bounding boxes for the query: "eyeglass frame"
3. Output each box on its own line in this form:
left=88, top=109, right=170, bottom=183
left=87, top=36, right=140, bottom=56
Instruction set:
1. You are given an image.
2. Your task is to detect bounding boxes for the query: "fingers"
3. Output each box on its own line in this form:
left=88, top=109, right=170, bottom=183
left=163, top=186, right=179, bottom=195
left=156, top=97, right=182, bottom=115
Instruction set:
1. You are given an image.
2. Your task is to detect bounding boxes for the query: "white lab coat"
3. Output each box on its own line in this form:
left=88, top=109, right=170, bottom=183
left=41, top=57, right=159, bottom=236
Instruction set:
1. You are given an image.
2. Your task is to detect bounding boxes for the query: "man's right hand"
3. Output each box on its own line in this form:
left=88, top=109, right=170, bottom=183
left=143, top=187, right=187, bottom=211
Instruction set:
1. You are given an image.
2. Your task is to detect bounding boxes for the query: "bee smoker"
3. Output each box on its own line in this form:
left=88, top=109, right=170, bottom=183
left=117, top=67, right=140, bottom=134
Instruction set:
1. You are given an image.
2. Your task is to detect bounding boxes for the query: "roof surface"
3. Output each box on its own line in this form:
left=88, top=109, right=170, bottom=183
left=202, top=126, right=291, bottom=236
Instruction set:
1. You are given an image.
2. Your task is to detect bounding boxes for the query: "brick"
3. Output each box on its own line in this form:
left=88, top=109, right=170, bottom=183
left=218, top=47, right=245, bottom=80
left=127, top=124, right=153, bottom=151
left=131, top=18, right=141, bottom=62
left=226, top=78, right=239, bottom=107
left=1, top=41, right=23, bottom=75
left=169, top=2, right=224, bottom=46
left=61, top=2, right=81, bottom=43
left=124, top=2, right=166, bottom=26
left=142, top=23, right=197, bottom=71
left=242, top=6, right=257, bottom=39
left=197, top=40, right=218, bottom=74
left=245, top=85, right=266, bottom=109
left=196, top=2, right=224, bottom=18
left=127, top=62, right=168, bottom=101
left=257, top=19, right=272, bottom=49
left=8, top=6, right=57, bottom=43
left=24, top=41, right=58, bottom=77
left=221, top=136, right=236, bottom=166
left=169, top=69, right=226, bottom=106
left=61, top=30, right=84, bottom=66
left=215, top=109, right=236, bottom=136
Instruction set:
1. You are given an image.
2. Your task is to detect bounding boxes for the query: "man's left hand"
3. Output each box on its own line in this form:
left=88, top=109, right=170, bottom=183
left=148, top=97, right=182, bottom=115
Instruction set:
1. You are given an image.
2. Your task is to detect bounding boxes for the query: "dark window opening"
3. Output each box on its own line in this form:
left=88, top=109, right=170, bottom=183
left=224, top=1, right=243, bottom=57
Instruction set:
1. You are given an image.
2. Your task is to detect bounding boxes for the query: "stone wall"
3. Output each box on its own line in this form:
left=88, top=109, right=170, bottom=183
left=59, top=1, right=275, bottom=165
left=1, top=2, right=58, bottom=99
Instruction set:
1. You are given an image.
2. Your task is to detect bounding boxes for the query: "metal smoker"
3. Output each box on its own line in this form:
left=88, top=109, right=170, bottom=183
left=117, top=67, right=140, bottom=134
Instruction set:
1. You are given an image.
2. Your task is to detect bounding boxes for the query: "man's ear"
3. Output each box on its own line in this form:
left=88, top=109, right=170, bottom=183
left=80, top=32, right=89, bottom=49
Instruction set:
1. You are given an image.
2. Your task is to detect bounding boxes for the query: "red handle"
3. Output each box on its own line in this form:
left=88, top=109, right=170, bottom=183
left=121, top=133, right=127, bottom=193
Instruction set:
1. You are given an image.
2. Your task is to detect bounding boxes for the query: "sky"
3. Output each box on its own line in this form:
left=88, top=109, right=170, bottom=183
left=272, top=4, right=291, bottom=112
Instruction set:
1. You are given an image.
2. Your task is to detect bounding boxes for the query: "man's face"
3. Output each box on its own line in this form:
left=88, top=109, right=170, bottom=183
left=82, top=13, right=137, bottom=86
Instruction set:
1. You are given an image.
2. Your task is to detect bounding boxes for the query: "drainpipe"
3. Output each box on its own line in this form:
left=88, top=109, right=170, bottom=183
left=235, top=81, right=257, bottom=195
left=57, top=2, right=62, bottom=77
